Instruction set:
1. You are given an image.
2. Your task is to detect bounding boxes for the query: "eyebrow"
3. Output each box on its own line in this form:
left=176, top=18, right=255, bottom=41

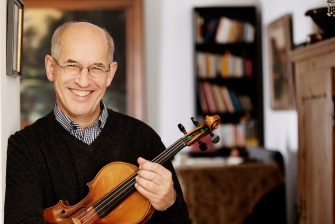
left=65, top=59, right=105, bottom=67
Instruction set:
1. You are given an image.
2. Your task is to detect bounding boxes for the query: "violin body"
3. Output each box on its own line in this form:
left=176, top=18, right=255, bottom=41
left=43, top=162, right=154, bottom=224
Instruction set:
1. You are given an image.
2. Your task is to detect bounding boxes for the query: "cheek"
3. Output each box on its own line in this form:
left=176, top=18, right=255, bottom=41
left=53, top=75, right=72, bottom=92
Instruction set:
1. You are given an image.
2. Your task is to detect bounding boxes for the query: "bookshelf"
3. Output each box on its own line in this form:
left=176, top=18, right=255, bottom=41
left=193, top=6, right=263, bottom=151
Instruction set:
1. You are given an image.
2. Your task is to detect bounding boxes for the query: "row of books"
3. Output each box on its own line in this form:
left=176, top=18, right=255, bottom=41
left=198, top=82, right=253, bottom=114
left=197, top=51, right=252, bottom=78
left=216, top=123, right=246, bottom=148
left=195, top=13, right=255, bottom=44
left=191, top=122, right=248, bottom=151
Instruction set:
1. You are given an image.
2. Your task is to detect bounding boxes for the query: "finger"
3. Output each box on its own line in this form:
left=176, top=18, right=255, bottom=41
left=137, top=157, right=148, bottom=167
left=136, top=174, right=159, bottom=192
left=135, top=182, right=174, bottom=211
left=135, top=182, right=159, bottom=203
left=139, top=160, right=171, bottom=178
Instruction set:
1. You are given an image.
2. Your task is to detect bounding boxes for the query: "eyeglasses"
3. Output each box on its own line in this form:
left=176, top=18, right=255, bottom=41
left=52, top=57, right=110, bottom=78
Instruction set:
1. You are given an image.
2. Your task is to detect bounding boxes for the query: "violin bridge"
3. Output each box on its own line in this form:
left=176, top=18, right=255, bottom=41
left=72, top=218, right=81, bottom=224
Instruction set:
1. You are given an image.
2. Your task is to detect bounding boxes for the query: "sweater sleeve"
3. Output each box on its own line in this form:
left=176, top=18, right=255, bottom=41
left=4, top=134, right=49, bottom=224
left=146, top=132, right=190, bottom=224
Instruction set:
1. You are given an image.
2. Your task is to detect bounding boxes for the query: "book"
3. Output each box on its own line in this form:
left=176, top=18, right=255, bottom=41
left=235, top=122, right=246, bottom=147
left=245, top=59, right=252, bottom=77
left=221, top=51, right=230, bottom=78
left=219, top=86, right=235, bottom=113
left=244, top=22, right=255, bottom=43
left=202, top=82, right=217, bottom=113
left=229, top=90, right=243, bottom=112
left=204, top=18, right=218, bottom=42
left=211, top=85, right=227, bottom=113
left=215, top=17, right=232, bottom=43
left=198, top=83, right=209, bottom=113
left=196, top=52, right=206, bottom=77
left=237, top=95, right=253, bottom=112
left=195, top=13, right=204, bottom=43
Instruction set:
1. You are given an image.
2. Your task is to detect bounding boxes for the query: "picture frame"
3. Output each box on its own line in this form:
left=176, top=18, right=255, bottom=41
left=267, top=14, right=295, bottom=110
left=6, top=0, right=24, bottom=77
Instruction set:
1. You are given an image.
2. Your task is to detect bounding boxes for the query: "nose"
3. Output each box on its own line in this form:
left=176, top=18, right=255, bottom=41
left=74, top=67, right=91, bottom=87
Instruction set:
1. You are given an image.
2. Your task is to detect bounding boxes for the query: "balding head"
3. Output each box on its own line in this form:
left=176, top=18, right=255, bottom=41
left=51, top=22, right=115, bottom=64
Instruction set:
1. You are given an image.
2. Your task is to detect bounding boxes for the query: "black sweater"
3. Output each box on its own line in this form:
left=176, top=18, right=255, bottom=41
left=5, top=110, right=189, bottom=223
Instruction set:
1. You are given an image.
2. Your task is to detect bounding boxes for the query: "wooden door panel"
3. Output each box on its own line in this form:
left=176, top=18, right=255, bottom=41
left=296, top=67, right=334, bottom=224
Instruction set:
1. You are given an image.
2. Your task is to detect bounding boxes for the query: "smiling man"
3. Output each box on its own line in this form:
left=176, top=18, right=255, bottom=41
left=4, top=22, right=189, bottom=223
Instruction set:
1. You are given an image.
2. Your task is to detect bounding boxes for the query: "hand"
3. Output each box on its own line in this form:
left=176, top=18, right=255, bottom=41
left=135, top=157, right=175, bottom=211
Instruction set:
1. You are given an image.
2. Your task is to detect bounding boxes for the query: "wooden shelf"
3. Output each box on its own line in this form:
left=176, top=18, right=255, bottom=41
left=193, top=6, right=263, bottom=147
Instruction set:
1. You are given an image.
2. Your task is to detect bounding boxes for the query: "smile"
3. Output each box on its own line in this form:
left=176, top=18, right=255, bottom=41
left=71, top=89, right=91, bottom=97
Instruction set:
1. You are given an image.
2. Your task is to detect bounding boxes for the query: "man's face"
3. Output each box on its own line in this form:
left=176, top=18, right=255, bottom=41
left=45, top=23, right=117, bottom=123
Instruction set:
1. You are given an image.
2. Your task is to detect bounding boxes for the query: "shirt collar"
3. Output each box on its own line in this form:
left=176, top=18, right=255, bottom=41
left=54, top=101, right=108, bottom=132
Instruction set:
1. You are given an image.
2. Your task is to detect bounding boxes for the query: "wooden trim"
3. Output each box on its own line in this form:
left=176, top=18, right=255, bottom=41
left=23, top=0, right=146, bottom=121
left=291, top=37, right=335, bottom=63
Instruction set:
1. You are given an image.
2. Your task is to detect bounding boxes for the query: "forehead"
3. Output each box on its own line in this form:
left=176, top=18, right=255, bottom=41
left=59, top=24, right=109, bottom=62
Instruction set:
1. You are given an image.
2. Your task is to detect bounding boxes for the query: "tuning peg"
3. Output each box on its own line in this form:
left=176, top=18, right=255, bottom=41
left=191, top=117, right=200, bottom=127
left=178, top=123, right=187, bottom=134
left=198, top=139, right=208, bottom=151
left=210, top=132, right=220, bottom=144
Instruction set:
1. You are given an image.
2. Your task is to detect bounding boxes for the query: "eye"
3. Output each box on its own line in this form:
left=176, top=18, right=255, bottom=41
left=90, top=66, right=104, bottom=72
left=65, top=64, right=80, bottom=69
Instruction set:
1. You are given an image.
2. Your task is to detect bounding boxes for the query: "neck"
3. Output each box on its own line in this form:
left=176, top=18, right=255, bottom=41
left=56, top=103, right=102, bottom=131
left=72, top=109, right=101, bottom=132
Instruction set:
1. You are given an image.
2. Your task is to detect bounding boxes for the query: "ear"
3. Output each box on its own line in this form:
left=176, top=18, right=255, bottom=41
left=45, top=55, right=55, bottom=82
left=106, top=62, right=118, bottom=87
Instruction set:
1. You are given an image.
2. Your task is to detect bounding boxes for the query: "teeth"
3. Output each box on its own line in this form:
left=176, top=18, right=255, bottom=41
left=72, top=89, right=91, bottom=97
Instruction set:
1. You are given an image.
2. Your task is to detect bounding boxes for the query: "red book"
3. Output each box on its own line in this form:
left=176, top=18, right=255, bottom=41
left=198, top=83, right=210, bottom=113
left=245, top=59, right=252, bottom=77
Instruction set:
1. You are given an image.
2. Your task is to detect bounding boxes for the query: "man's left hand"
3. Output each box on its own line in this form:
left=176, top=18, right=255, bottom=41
left=135, top=157, right=175, bottom=211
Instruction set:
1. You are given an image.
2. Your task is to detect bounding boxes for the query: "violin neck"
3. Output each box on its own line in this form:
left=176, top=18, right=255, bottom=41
left=152, top=137, right=187, bottom=165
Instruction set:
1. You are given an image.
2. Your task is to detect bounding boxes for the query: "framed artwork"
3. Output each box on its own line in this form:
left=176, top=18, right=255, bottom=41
left=267, top=14, right=295, bottom=110
left=6, top=0, right=24, bottom=77
left=21, top=0, right=145, bottom=128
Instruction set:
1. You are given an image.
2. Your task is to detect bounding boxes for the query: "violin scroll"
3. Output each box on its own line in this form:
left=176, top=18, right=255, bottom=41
left=204, top=115, right=221, bottom=131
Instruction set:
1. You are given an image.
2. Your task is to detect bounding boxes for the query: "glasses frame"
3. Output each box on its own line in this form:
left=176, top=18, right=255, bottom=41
left=52, top=57, right=110, bottom=78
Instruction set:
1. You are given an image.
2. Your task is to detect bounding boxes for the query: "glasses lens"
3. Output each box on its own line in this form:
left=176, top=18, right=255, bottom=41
left=89, top=66, right=105, bottom=78
left=64, top=65, right=81, bottom=76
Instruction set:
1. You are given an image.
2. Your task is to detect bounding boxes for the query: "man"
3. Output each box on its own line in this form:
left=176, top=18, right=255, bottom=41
left=5, top=22, right=189, bottom=223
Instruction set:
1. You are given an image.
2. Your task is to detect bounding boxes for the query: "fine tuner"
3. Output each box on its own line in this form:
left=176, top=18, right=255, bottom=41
left=178, top=117, right=220, bottom=151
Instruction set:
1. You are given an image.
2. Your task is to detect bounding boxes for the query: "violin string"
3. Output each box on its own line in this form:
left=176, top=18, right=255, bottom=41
left=76, top=138, right=187, bottom=223
left=153, top=138, right=188, bottom=164
left=77, top=172, right=137, bottom=223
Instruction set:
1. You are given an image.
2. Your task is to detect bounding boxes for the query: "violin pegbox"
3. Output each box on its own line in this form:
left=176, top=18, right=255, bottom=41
left=178, top=115, right=221, bottom=151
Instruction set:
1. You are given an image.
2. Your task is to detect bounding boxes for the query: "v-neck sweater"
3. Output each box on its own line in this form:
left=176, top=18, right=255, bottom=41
left=5, top=109, right=189, bottom=223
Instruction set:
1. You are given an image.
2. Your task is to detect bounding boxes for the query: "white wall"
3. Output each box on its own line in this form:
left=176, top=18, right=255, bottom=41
left=1, top=0, right=21, bottom=221
left=144, top=0, right=326, bottom=224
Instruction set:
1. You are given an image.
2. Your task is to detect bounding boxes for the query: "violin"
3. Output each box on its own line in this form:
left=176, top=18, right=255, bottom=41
left=43, top=115, right=221, bottom=224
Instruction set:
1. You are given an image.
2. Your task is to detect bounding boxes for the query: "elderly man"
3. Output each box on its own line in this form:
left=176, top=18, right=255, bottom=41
left=5, top=22, right=189, bottom=223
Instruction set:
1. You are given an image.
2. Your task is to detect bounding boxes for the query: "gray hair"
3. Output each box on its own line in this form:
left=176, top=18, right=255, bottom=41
left=51, top=21, right=115, bottom=64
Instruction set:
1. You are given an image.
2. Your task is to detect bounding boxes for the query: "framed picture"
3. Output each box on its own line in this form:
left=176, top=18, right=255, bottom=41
left=6, top=0, right=24, bottom=77
left=267, top=14, right=295, bottom=110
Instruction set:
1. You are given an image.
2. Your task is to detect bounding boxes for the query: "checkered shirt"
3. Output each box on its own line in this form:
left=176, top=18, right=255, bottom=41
left=54, top=101, right=108, bottom=145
